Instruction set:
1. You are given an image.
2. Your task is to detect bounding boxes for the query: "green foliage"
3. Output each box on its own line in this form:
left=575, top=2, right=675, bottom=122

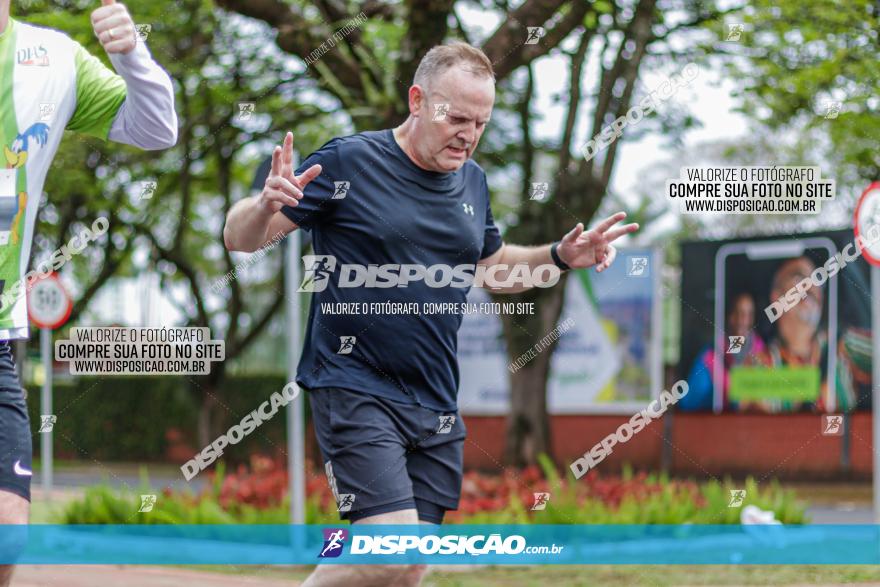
left=454, top=457, right=805, bottom=525
left=452, top=477, right=803, bottom=525
left=13, top=0, right=338, bottom=378
left=25, top=373, right=295, bottom=462
left=713, top=0, right=880, bottom=182
left=58, top=462, right=806, bottom=526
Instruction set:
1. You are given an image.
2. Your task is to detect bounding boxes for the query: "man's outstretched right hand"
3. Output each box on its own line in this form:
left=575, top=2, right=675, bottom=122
left=258, top=132, right=322, bottom=214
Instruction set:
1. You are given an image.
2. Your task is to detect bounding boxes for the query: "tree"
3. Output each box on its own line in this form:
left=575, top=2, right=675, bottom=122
left=212, top=0, right=735, bottom=465
left=714, top=0, right=880, bottom=194
left=23, top=0, right=350, bottom=447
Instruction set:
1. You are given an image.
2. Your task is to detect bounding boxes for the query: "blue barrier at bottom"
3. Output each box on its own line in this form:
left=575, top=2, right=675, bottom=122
left=1, top=524, right=879, bottom=565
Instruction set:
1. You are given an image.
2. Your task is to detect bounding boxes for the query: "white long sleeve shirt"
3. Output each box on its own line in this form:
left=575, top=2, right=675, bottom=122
left=0, top=18, right=178, bottom=339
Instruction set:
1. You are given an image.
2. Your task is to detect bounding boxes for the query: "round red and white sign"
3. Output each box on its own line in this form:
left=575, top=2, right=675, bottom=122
left=854, top=182, right=880, bottom=267
left=27, top=274, right=72, bottom=330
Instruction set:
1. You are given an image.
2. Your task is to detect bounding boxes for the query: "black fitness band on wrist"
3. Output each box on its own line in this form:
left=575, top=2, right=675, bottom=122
left=550, top=241, right=571, bottom=271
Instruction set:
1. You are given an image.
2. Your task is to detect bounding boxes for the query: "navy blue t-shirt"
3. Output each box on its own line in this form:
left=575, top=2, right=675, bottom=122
left=281, top=129, right=503, bottom=412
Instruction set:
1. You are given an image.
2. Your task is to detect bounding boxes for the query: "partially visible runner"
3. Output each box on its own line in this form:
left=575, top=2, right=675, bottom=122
left=0, top=1, right=177, bottom=584
left=225, top=42, right=637, bottom=587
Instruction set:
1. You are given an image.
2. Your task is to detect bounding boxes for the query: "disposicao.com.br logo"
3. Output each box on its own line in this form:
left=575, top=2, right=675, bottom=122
left=337, top=533, right=563, bottom=557
left=298, top=255, right=560, bottom=292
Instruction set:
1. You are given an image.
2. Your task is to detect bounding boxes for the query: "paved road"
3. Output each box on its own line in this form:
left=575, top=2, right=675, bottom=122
left=12, top=566, right=301, bottom=587
left=805, top=504, right=874, bottom=523
left=31, top=469, right=207, bottom=494
left=11, top=566, right=880, bottom=587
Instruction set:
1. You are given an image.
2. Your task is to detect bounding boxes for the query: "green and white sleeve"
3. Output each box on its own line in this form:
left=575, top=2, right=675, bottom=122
left=67, top=40, right=177, bottom=149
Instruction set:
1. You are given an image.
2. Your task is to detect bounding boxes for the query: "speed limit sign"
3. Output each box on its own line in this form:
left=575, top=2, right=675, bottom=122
left=27, top=273, right=72, bottom=330
left=855, top=182, right=880, bottom=266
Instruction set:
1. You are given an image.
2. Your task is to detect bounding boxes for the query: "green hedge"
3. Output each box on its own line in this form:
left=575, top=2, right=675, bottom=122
left=57, top=466, right=807, bottom=526
left=24, top=374, right=305, bottom=462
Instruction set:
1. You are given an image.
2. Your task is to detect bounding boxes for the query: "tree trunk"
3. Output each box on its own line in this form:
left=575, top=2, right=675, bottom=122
left=505, top=354, right=552, bottom=466
left=195, top=369, right=225, bottom=448
left=499, top=278, right=567, bottom=466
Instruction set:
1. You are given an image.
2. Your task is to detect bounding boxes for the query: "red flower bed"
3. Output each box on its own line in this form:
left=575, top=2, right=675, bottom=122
left=447, top=466, right=703, bottom=522
left=206, top=456, right=704, bottom=521
left=212, top=455, right=290, bottom=509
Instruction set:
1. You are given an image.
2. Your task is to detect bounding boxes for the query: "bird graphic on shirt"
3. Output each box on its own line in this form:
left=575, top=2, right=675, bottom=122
left=4, top=122, right=50, bottom=169
left=2, top=123, right=49, bottom=245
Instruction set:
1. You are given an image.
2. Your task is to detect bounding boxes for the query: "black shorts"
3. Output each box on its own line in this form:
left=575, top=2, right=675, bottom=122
left=308, top=387, right=465, bottom=524
left=0, top=342, right=31, bottom=502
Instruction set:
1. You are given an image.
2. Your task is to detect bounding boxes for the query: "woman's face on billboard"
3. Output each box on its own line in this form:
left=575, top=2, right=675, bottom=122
left=729, top=294, right=755, bottom=337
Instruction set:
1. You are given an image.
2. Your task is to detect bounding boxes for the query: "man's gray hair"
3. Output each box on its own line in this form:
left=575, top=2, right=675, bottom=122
left=413, top=41, right=495, bottom=94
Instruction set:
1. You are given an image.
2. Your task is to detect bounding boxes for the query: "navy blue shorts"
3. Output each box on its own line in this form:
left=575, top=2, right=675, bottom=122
left=0, top=342, right=32, bottom=502
left=308, top=387, right=465, bottom=524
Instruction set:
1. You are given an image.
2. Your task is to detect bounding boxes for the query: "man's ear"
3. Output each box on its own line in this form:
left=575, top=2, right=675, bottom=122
left=410, top=85, right=425, bottom=118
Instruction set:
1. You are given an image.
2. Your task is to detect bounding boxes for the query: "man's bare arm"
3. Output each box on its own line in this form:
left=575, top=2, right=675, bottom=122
left=477, top=212, right=639, bottom=293
left=223, top=132, right=321, bottom=252
left=223, top=199, right=299, bottom=252
left=477, top=244, right=552, bottom=294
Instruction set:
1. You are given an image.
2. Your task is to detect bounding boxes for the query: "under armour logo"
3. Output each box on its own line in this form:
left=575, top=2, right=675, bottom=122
left=462, top=203, right=474, bottom=216
left=332, top=181, right=350, bottom=200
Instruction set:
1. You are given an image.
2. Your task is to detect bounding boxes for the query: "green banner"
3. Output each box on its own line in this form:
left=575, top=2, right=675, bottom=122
left=729, top=366, right=821, bottom=402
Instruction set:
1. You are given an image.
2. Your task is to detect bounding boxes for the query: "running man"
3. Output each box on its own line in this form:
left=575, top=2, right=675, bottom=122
left=224, top=42, right=636, bottom=586
left=0, top=1, right=177, bottom=584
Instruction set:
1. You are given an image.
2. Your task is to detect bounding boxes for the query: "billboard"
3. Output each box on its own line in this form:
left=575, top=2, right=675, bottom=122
left=457, top=248, right=662, bottom=415
left=679, top=230, right=873, bottom=413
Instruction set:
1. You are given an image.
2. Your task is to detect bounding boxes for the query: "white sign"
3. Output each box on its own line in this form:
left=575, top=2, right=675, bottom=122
left=457, top=248, right=661, bottom=415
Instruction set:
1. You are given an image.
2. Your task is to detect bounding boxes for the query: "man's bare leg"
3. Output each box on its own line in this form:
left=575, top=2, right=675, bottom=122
left=388, top=520, right=436, bottom=587
left=300, top=508, right=429, bottom=587
left=0, top=489, right=29, bottom=587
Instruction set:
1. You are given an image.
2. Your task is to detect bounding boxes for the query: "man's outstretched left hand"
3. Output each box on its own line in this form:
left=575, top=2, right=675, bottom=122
left=557, top=212, right=639, bottom=272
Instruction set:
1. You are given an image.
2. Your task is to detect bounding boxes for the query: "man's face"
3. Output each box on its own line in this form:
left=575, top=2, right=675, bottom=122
left=771, top=257, right=823, bottom=333
left=410, top=66, right=494, bottom=172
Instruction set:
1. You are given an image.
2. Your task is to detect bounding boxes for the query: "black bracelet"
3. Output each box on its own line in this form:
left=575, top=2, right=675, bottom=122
left=550, top=241, right=571, bottom=271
